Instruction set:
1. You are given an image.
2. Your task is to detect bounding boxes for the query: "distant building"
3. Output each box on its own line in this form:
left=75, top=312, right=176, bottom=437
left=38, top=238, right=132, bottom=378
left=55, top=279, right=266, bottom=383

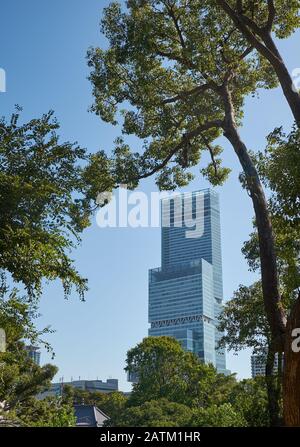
left=251, top=351, right=284, bottom=378
left=0, top=328, right=6, bottom=352
left=74, top=405, right=109, bottom=427
left=127, top=371, right=139, bottom=384
left=38, top=378, right=118, bottom=399
left=25, top=345, right=41, bottom=365
left=148, top=189, right=229, bottom=374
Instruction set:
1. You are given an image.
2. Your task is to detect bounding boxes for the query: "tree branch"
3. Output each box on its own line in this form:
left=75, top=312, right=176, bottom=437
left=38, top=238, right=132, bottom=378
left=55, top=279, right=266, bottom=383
left=138, top=120, right=223, bottom=180
left=156, top=49, right=197, bottom=70
left=167, top=4, right=186, bottom=49
left=201, top=134, right=220, bottom=178
left=162, top=83, right=215, bottom=104
left=215, top=0, right=282, bottom=66
left=266, top=0, right=276, bottom=32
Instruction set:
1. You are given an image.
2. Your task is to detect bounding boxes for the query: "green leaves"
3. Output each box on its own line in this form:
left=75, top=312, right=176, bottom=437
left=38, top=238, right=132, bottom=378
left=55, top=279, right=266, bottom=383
left=0, top=111, right=114, bottom=300
left=89, top=0, right=278, bottom=190
left=260, top=125, right=300, bottom=225
left=118, top=398, right=193, bottom=427
left=218, top=282, right=270, bottom=353
left=190, top=403, right=246, bottom=427
left=125, top=336, right=236, bottom=408
left=17, top=396, right=76, bottom=427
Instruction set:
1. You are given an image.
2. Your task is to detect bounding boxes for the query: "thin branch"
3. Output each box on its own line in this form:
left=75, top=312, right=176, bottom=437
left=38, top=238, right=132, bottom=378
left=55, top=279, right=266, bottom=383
left=156, top=48, right=197, bottom=70
left=138, top=120, right=223, bottom=180
left=167, top=5, right=186, bottom=48
left=201, top=134, right=220, bottom=178
left=162, top=83, right=215, bottom=104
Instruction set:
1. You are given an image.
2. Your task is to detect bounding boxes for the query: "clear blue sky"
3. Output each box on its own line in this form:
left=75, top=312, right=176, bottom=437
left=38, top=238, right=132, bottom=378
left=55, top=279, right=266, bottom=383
left=0, top=1, right=298, bottom=391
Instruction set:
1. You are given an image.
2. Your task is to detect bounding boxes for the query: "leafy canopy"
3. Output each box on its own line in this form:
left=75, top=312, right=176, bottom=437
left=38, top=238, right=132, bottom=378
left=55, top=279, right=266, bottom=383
left=125, top=336, right=236, bottom=407
left=88, top=0, right=278, bottom=190
left=0, top=110, right=112, bottom=299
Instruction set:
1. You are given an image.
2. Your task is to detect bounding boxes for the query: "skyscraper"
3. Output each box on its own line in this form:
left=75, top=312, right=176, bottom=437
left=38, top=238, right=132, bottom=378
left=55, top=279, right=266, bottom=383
left=148, top=189, right=228, bottom=374
left=25, top=345, right=41, bottom=365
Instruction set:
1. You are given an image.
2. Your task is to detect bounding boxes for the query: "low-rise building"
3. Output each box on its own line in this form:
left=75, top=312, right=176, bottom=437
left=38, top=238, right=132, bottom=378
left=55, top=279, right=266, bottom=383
left=38, top=378, right=118, bottom=399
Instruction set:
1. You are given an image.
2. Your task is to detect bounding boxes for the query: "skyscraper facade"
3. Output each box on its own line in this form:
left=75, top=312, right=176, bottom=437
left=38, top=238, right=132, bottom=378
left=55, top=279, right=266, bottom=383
left=251, top=350, right=283, bottom=378
left=25, top=345, right=41, bottom=365
left=148, top=189, right=228, bottom=374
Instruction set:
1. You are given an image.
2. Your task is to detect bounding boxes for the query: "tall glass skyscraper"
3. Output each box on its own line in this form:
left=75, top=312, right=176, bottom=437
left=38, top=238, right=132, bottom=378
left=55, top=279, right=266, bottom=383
left=148, top=189, right=228, bottom=374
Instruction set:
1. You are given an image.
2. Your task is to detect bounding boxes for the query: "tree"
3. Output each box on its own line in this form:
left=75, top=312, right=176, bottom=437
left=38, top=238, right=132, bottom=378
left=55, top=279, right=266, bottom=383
left=88, top=0, right=288, bottom=421
left=63, top=336, right=273, bottom=427
left=117, top=398, right=192, bottom=427
left=16, top=396, right=76, bottom=427
left=241, top=126, right=300, bottom=425
left=228, top=378, right=270, bottom=427
left=0, top=110, right=112, bottom=300
left=125, top=336, right=236, bottom=408
left=190, top=403, right=245, bottom=427
left=0, top=285, right=58, bottom=419
left=219, top=282, right=270, bottom=353
left=215, top=1, right=300, bottom=126
left=218, top=282, right=282, bottom=425
left=62, top=386, right=127, bottom=427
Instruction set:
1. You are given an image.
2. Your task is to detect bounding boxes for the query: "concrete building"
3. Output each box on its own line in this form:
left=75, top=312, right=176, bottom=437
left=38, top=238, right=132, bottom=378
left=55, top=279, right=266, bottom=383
left=39, top=378, right=118, bottom=399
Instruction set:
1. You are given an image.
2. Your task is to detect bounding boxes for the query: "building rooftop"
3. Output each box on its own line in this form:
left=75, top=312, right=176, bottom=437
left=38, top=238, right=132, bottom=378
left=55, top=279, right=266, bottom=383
left=74, top=405, right=109, bottom=427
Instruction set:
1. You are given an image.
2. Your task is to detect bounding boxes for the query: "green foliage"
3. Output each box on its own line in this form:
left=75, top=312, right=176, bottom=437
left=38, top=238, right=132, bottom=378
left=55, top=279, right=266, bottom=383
left=218, top=281, right=270, bottom=353
left=87, top=0, right=280, bottom=191
left=125, top=336, right=236, bottom=408
left=117, top=398, right=192, bottom=427
left=0, top=111, right=113, bottom=299
left=259, top=125, right=300, bottom=225
left=228, top=378, right=269, bottom=427
left=63, top=386, right=127, bottom=426
left=216, top=1, right=300, bottom=40
left=0, top=288, right=57, bottom=416
left=241, top=126, right=300, bottom=300
left=0, top=277, right=53, bottom=352
left=61, top=337, right=272, bottom=427
left=17, top=396, right=76, bottom=427
left=190, top=403, right=245, bottom=427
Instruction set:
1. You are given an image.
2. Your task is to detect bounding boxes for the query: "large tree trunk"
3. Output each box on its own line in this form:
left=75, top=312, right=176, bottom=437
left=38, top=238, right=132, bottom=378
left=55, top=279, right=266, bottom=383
left=221, top=86, right=286, bottom=350
left=283, top=294, right=300, bottom=426
left=221, top=86, right=300, bottom=426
